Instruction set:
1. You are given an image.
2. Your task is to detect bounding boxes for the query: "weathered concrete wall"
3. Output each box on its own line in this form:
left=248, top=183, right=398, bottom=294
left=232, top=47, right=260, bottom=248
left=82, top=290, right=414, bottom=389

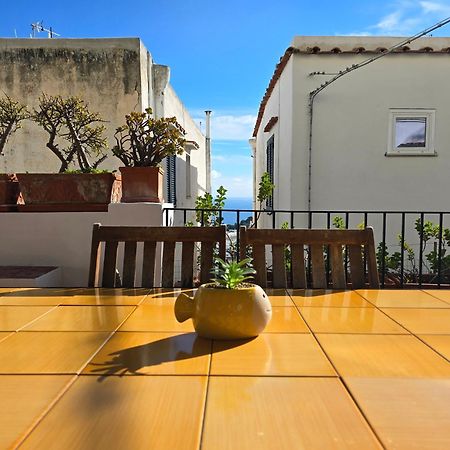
left=0, top=37, right=209, bottom=203
left=0, top=38, right=146, bottom=173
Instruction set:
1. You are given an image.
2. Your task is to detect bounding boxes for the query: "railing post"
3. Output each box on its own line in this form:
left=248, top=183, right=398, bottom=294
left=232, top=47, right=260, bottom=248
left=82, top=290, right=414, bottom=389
left=381, top=212, right=387, bottom=288
left=400, top=213, right=405, bottom=288
left=438, top=213, right=443, bottom=288
left=419, top=213, right=424, bottom=287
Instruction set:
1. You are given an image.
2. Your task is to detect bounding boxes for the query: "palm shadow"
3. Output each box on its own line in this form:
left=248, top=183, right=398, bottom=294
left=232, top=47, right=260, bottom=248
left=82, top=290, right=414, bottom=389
left=89, top=332, right=253, bottom=382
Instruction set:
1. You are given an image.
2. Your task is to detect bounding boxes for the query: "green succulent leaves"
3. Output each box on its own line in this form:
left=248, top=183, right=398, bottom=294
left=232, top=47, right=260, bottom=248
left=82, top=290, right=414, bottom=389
left=210, top=257, right=256, bottom=289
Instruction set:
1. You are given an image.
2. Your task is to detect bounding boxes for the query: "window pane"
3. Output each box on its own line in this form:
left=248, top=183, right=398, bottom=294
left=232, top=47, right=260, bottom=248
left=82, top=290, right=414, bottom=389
left=395, top=118, right=426, bottom=148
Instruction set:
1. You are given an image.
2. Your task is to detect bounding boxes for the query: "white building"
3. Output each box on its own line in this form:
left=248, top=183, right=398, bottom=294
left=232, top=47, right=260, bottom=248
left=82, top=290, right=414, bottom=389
left=0, top=37, right=210, bottom=208
left=253, top=36, right=450, bottom=218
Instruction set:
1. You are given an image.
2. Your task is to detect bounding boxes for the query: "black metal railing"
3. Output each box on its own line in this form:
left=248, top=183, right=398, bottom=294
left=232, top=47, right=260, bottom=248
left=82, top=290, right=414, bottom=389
left=163, top=207, right=450, bottom=289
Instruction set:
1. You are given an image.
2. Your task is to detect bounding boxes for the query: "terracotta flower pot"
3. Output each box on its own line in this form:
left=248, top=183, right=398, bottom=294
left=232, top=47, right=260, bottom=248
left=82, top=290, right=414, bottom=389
left=174, top=284, right=272, bottom=339
left=119, top=166, right=164, bottom=203
left=16, top=173, right=117, bottom=206
left=0, top=174, right=20, bottom=206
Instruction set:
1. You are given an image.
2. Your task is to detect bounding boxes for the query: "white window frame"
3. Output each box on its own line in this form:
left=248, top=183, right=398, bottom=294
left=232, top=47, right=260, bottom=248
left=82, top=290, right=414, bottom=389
left=386, top=109, right=436, bottom=156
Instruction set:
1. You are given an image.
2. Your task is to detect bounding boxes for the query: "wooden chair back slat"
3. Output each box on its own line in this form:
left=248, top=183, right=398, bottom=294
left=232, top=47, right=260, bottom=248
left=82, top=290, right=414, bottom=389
left=162, top=242, right=176, bottom=287
left=239, top=226, right=379, bottom=289
left=272, top=244, right=286, bottom=288
left=200, top=242, right=214, bottom=284
left=89, top=224, right=226, bottom=288
left=366, top=230, right=380, bottom=288
left=88, top=223, right=101, bottom=288
left=122, top=241, right=137, bottom=288
left=102, top=241, right=119, bottom=288
left=348, top=245, right=365, bottom=289
left=291, top=244, right=306, bottom=288
left=330, top=244, right=346, bottom=289
left=142, top=241, right=157, bottom=288
left=253, top=244, right=267, bottom=287
left=181, top=242, right=195, bottom=288
left=311, top=244, right=327, bottom=288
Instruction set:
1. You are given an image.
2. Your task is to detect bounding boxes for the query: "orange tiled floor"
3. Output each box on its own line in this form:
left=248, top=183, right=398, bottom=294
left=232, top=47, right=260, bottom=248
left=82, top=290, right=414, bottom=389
left=1, top=287, right=449, bottom=449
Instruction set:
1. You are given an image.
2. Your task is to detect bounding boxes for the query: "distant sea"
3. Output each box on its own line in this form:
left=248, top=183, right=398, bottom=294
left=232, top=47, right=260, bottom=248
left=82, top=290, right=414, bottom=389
left=222, top=197, right=253, bottom=225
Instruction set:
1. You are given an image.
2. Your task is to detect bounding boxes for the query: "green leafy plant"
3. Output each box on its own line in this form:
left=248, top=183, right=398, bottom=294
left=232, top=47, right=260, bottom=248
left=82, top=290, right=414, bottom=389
left=112, top=107, right=186, bottom=167
left=32, top=94, right=108, bottom=173
left=0, top=94, right=28, bottom=155
left=257, top=171, right=274, bottom=206
left=211, top=257, right=256, bottom=289
left=193, top=185, right=227, bottom=227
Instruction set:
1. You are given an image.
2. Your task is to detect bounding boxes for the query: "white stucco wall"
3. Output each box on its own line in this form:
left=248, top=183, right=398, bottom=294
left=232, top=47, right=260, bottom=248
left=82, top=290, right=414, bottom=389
left=164, top=84, right=207, bottom=208
left=0, top=203, right=172, bottom=287
left=254, top=56, right=294, bottom=227
left=255, top=36, right=450, bottom=215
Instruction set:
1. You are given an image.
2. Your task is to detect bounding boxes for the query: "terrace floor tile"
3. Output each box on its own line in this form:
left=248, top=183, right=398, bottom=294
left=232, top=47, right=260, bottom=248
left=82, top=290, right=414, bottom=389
left=357, top=289, right=449, bottom=308
left=59, top=288, right=149, bottom=306
left=290, top=290, right=372, bottom=307
left=118, top=305, right=194, bottom=332
left=210, top=333, right=335, bottom=376
left=0, top=288, right=83, bottom=306
left=424, top=290, right=450, bottom=305
left=346, top=377, right=450, bottom=450
left=22, top=306, right=134, bottom=332
left=0, top=331, right=110, bottom=374
left=264, top=289, right=295, bottom=306
left=84, top=332, right=211, bottom=376
left=381, top=308, right=450, bottom=334
left=20, top=376, right=207, bottom=450
left=418, top=335, right=450, bottom=361
left=202, top=377, right=381, bottom=450
left=0, top=375, right=73, bottom=450
left=141, top=288, right=196, bottom=306
left=263, top=307, right=309, bottom=333
left=299, top=307, right=408, bottom=334
left=317, top=334, right=450, bottom=378
left=0, top=306, right=56, bottom=331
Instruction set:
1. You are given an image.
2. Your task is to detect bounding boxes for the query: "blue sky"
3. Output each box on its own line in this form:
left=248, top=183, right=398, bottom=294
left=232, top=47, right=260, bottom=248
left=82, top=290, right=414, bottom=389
left=2, top=0, right=450, bottom=197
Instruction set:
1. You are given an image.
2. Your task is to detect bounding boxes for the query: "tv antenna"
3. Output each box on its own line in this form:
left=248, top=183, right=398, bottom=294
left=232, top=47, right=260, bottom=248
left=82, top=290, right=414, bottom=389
left=31, top=21, right=60, bottom=38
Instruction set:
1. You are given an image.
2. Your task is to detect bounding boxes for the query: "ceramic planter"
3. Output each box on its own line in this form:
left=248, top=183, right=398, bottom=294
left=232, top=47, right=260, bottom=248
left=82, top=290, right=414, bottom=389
left=119, top=166, right=164, bottom=203
left=174, top=284, right=272, bottom=339
left=16, top=173, right=117, bottom=206
left=0, top=174, right=20, bottom=207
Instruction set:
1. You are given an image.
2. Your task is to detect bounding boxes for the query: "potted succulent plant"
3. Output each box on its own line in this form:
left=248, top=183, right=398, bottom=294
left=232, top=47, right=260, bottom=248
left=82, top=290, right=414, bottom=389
left=17, top=94, right=117, bottom=210
left=0, top=94, right=28, bottom=209
left=174, top=257, right=272, bottom=339
left=112, top=107, right=186, bottom=203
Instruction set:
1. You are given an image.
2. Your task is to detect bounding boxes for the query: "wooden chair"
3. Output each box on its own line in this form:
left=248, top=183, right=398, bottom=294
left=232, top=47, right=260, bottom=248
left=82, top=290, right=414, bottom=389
left=239, top=227, right=379, bottom=289
left=88, top=224, right=226, bottom=288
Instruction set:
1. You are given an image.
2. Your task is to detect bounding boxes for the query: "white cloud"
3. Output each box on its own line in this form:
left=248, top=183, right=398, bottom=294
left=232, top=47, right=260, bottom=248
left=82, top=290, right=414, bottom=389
left=211, top=169, right=221, bottom=179
left=211, top=175, right=252, bottom=198
left=193, top=114, right=257, bottom=140
left=346, top=0, right=450, bottom=36
left=420, top=0, right=450, bottom=14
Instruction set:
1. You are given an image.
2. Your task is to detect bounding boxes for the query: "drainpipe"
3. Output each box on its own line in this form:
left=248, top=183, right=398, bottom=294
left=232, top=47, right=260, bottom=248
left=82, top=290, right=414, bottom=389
left=205, top=110, right=212, bottom=193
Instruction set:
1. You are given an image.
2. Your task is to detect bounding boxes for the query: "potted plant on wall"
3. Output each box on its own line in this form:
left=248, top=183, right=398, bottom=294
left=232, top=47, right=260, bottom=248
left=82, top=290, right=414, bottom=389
left=17, top=94, right=116, bottom=210
left=174, top=257, right=272, bottom=339
left=0, top=94, right=28, bottom=210
left=112, top=107, right=186, bottom=203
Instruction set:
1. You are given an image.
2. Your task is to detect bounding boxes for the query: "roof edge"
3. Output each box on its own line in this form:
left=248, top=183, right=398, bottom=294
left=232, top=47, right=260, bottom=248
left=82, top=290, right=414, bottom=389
left=253, top=47, right=298, bottom=137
